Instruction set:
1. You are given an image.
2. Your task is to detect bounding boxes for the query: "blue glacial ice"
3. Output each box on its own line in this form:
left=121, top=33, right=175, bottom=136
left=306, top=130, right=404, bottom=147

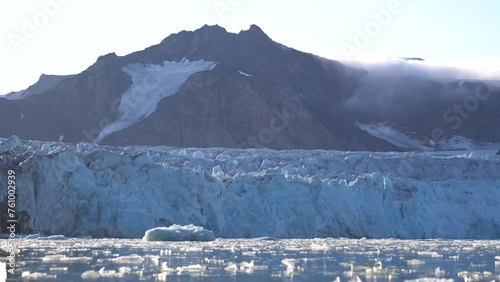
left=0, top=137, right=499, bottom=239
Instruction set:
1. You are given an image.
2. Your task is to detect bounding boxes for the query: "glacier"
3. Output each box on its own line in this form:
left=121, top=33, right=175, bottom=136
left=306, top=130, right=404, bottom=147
left=355, top=121, right=500, bottom=151
left=354, top=122, right=431, bottom=151
left=0, top=136, right=499, bottom=239
left=95, top=59, right=218, bottom=142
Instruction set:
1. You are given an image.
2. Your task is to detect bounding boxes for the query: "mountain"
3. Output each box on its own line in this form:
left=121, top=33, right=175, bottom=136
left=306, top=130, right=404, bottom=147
left=0, top=24, right=499, bottom=151
left=3, top=74, right=73, bottom=100
left=355, top=122, right=500, bottom=151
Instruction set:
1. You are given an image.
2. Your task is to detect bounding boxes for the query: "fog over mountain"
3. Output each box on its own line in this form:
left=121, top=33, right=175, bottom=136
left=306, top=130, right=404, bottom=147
left=339, top=60, right=500, bottom=145
left=1, top=24, right=499, bottom=151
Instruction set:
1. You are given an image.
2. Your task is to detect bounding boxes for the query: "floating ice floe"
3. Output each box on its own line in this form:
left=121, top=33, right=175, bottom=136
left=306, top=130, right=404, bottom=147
left=417, top=251, right=443, bottom=258
left=23, top=234, right=74, bottom=240
left=310, top=243, right=329, bottom=251
left=142, top=224, right=216, bottom=241
left=81, top=270, right=100, bottom=279
left=405, top=279, right=453, bottom=282
left=42, top=254, right=93, bottom=263
left=21, top=271, right=56, bottom=279
left=282, top=259, right=297, bottom=272
left=112, top=254, right=145, bottom=264
left=81, top=266, right=136, bottom=279
left=406, top=259, right=426, bottom=266
left=49, top=267, right=68, bottom=273
left=176, top=264, right=206, bottom=274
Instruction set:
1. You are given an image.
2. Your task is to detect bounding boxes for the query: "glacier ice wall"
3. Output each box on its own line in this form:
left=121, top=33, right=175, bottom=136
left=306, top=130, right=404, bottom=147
left=1, top=137, right=499, bottom=239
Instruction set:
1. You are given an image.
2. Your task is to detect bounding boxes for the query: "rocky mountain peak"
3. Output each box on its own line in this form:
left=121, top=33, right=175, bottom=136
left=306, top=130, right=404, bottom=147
left=198, top=24, right=228, bottom=33
left=0, top=24, right=499, bottom=151
left=238, top=24, right=271, bottom=41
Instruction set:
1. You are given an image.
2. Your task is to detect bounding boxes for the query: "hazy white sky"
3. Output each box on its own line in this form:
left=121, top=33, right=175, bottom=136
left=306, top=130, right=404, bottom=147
left=1, top=0, right=499, bottom=94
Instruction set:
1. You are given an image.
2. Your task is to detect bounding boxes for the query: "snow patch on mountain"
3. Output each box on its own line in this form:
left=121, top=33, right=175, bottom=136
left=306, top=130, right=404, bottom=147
left=95, top=59, right=217, bottom=142
left=355, top=122, right=431, bottom=151
left=4, top=89, right=30, bottom=100
left=1, top=137, right=499, bottom=239
left=238, top=71, right=252, bottom=77
left=437, top=135, right=478, bottom=151
left=355, top=122, right=499, bottom=152
left=2, top=74, right=71, bottom=100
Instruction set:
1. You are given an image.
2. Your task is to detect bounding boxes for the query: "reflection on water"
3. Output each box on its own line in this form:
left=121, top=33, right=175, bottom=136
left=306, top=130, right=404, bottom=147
left=1, top=238, right=499, bottom=281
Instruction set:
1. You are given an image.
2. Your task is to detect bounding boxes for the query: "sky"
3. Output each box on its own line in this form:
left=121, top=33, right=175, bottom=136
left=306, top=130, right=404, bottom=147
left=1, top=0, right=499, bottom=94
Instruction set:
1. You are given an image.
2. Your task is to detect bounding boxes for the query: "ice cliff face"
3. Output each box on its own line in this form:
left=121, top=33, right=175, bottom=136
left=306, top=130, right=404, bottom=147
left=1, top=137, right=499, bottom=239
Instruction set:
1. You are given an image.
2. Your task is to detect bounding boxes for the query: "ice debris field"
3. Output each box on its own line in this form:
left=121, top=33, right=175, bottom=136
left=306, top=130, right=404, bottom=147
left=0, top=135, right=499, bottom=239
left=3, top=238, right=499, bottom=281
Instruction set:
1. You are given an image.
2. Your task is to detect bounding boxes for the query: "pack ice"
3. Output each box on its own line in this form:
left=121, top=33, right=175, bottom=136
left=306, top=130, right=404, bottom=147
left=0, top=136, right=499, bottom=239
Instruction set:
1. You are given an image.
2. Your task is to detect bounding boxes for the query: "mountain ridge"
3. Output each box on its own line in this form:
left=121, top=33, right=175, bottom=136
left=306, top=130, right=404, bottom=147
left=1, top=24, right=499, bottom=151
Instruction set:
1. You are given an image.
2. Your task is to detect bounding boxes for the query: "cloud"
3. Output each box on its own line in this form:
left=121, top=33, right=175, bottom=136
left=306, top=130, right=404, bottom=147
left=337, top=58, right=500, bottom=120
left=343, top=57, right=500, bottom=81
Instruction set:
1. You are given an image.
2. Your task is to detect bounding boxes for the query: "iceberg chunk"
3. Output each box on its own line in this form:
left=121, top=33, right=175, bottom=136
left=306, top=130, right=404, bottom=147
left=142, top=224, right=215, bottom=241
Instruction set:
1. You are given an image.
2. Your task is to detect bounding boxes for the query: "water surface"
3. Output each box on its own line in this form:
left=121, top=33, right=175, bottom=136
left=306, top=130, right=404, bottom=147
left=2, top=238, right=499, bottom=281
